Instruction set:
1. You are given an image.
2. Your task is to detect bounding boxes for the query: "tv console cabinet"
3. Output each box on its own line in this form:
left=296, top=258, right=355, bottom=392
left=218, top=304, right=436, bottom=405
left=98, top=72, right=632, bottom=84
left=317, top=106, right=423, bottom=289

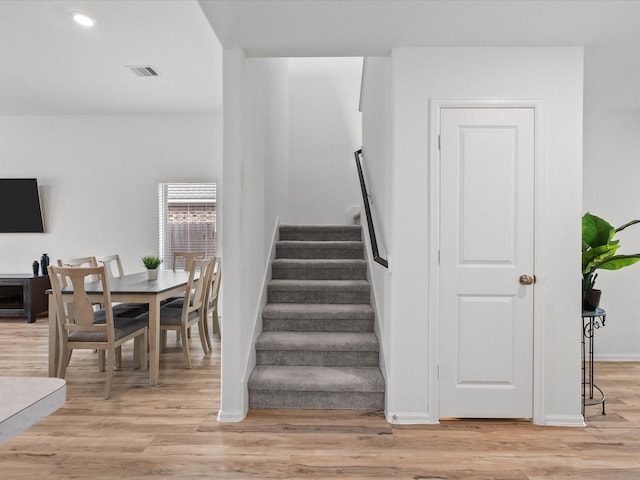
left=0, top=275, right=50, bottom=323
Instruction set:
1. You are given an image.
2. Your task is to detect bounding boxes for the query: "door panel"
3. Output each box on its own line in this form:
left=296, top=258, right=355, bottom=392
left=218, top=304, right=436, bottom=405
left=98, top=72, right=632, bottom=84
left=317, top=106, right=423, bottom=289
left=459, top=127, right=516, bottom=264
left=439, top=107, right=534, bottom=419
left=457, top=295, right=515, bottom=385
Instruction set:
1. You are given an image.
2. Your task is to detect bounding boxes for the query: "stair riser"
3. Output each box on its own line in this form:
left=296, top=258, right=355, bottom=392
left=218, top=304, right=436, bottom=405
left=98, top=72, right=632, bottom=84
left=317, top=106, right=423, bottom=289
left=279, top=231, right=361, bottom=242
left=276, top=246, right=364, bottom=260
left=272, top=265, right=366, bottom=280
left=249, top=390, right=384, bottom=410
left=256, top=350, right=379, bottom=367
left=262, top=318, right=374, bottom=333
left=268, top=289, right=370, bottom=304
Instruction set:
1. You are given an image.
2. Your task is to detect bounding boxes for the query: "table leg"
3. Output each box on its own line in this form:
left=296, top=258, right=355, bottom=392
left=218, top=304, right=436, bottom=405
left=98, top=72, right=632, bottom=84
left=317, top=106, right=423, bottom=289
left=148, top=297, right=160, bottom=386
left=47, top=294, right=58, bottom=378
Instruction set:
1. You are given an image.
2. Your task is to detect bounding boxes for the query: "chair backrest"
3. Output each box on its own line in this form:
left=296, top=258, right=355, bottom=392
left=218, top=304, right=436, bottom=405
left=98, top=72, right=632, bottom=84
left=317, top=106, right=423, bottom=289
left=56, top=256, right=98, bottom=287
left=99, top=254, right=125, bottom=278
left=48, top=265, right=114, bottom=342
left=57, top=256, right=98, bottom=268
left=182, top=258, right=213, bottom=319
left=173, top=251, right=205, bottom=272
left=206, top=258, right=222, bottom=310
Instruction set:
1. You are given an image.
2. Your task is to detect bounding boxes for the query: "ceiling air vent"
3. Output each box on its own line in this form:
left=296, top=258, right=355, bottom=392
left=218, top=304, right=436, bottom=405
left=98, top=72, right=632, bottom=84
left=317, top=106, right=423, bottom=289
left=126, top=65, right=159, bottom=77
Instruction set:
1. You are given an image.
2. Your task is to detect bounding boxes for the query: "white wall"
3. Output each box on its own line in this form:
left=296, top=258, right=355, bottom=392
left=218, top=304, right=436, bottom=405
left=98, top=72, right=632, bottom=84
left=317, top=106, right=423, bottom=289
left=360, top=57, right=393, bottom=395
left=218, top=50, right=290, bottom=421
left=583, top=109, right=640, bottom=360
left=375, top=47, right=584, bottom=425
left=288, top=58, right=362, bottom=224
left=0, top=114, right=221, bottom=274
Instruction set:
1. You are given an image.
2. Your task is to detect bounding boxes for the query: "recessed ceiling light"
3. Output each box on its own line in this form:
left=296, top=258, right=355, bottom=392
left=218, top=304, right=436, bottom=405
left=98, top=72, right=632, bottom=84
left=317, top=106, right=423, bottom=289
left=73, top=13, right=95, bottom=27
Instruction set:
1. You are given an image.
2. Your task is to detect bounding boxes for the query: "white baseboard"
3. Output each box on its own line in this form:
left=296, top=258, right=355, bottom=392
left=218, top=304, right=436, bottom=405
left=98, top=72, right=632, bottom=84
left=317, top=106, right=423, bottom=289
left=593, top=354, right=640, bottom=361
left=386, top=412, right=584, bottom=427
left=216, top=408, right=247, bottom=423
left=385, top=411, right=437, bottom=425
left=345, top=205, right=361, bottom=224
left=543, top=414, right=585, bottom=427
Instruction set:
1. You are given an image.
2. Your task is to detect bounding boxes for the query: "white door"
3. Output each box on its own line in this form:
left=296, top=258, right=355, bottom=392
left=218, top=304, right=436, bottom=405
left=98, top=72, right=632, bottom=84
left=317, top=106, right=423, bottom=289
left=439, top=107, right=535, bottom=419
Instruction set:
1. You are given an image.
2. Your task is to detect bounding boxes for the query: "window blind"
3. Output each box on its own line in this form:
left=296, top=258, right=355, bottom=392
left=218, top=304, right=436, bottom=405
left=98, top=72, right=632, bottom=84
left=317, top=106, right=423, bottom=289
left=158, top=183, right=217, bottom=270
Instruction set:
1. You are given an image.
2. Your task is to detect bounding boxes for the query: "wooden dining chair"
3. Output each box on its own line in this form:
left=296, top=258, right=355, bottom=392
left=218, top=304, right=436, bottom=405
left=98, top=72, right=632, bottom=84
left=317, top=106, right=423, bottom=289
left=48, top=265, right=148, bottom=399
left=98, top=254, right=126, bottom=278
left=57, top=256, right=97, bottom=268
left=57, top=256, right=107, bottom=316
left=172, top=251, right=205, bottom=271
left=56, top=256, right=98, bottom=287
left=165, top=251, right=207, bottom=310
left=141, top=257, right=212, bottom=369
left=96, top=254, right=150, bottom=322
left=203, top=259, right=222, bottom=346
left=198, top=257, right=218, bottom=351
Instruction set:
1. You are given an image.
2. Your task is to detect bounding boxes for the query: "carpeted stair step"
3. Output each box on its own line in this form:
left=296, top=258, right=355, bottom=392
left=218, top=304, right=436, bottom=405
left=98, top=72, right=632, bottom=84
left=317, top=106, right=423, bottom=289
left=256, top=332, right=379, bottom=366
left=249, top=223, right=384, bottom=412
left=248, top=365, right=384, bottom=410
left=279, top=224, right=362, bottom=242
left=276, top=241, right=364, bottom=260
left=262, top=303, right=374, bottom=332
left=267, top=279, right=370, bottom=304
left=271, top=259, right=367, bottom=280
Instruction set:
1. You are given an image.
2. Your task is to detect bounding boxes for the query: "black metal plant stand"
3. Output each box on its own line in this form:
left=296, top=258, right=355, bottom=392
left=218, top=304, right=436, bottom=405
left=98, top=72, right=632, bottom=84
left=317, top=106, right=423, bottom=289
left=581, top=308, right=606, bottom=416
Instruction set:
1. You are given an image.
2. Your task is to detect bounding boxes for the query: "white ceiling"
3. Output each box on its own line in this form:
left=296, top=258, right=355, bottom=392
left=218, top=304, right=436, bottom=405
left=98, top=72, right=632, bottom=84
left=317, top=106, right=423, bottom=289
left=200, top=0, right=640, bottom=112
left=3, top=1, right=640, bottom=115
left=201, top=0, right=640, bottom=56
left=0, top=0, right=222, bottom=115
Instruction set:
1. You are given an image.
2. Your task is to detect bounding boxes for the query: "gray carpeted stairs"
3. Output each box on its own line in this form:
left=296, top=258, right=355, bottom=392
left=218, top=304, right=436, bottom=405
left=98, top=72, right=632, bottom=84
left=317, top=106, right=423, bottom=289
left=248, top=224, right=384, bottom=410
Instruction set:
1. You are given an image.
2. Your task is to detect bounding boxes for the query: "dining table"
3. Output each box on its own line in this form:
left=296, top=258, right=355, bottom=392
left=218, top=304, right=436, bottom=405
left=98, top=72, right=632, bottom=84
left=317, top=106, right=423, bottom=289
left=48, top=269, right=192, bottom=386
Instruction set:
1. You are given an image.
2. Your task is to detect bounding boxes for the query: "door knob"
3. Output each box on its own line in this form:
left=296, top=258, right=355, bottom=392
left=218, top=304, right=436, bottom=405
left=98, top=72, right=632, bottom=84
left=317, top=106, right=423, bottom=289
left=519, top=274, right=535, bottom=285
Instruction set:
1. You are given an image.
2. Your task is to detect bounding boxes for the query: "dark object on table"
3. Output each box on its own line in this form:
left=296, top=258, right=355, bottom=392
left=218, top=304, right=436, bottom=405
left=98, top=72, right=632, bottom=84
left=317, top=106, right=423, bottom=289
left=40, top=253, right=49, bottom=276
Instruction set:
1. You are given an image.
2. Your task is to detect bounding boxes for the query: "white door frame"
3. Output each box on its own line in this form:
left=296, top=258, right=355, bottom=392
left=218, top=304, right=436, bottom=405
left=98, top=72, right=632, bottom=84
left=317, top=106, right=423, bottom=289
left=428, top=98, right=546, bottom=425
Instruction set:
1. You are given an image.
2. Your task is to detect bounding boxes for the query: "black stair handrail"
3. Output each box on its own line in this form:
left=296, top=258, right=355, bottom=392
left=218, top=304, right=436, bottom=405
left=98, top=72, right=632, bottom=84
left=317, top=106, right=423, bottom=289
left=353, top=149, right=388, bottom=268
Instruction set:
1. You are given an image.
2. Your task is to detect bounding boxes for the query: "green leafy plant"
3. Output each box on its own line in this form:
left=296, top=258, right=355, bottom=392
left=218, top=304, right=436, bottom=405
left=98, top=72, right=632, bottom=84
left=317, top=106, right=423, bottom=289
left=582, top=212, right=640, bottom=291
left=141, top=255, right=163, bottom=270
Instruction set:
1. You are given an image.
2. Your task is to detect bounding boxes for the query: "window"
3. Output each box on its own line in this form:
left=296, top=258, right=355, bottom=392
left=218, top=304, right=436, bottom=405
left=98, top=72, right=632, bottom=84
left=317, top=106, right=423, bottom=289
left=158, top=183, right=216, bottom=270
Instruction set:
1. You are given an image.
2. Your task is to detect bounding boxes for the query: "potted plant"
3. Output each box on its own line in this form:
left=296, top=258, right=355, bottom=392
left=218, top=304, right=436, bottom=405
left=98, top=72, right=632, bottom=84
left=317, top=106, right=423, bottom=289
left=141, top=255, right=163, bottom=280
left=582, top=212, right=640, bottom=310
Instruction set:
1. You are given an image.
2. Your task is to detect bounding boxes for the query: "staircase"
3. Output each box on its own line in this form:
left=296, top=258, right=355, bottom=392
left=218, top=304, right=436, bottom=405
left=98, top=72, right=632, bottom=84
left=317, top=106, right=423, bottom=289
left=248, top=224, right=384, bottom=410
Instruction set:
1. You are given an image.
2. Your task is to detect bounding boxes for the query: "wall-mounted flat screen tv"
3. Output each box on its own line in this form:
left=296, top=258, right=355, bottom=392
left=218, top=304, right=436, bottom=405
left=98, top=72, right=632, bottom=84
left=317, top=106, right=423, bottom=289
left=0, top=178, right=45, bottom=233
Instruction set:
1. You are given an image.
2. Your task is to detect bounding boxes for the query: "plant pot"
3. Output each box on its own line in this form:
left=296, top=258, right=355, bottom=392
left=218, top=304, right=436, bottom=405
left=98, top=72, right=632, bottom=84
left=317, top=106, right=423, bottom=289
left=583, top=289, right=601, bottom=311
left=146, top=269, right=158, bottom=281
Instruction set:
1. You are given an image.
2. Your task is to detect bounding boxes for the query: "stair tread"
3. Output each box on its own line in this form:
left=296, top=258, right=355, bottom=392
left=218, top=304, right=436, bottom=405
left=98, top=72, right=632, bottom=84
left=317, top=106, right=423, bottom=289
left=268, top=279, right=369, bottom=289
left=272, top=259, right=366, bottom=267
left=279, top=224, right=361, bottom=231
left=249, top=365, right=384, bottom=393
left=263, top=303, right=374, bottom=319
left=276, top=240, right=364, bottom=260
left=277, top=241, right=363, bottom=248
left=256, top=332, right=379, bottom=351
left=272, top=259, right=367, bottom=280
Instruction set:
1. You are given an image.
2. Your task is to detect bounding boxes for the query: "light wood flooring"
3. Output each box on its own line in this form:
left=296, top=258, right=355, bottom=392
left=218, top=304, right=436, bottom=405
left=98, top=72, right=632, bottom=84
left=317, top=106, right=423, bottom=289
left=1, top=315, right=640, bottom=479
